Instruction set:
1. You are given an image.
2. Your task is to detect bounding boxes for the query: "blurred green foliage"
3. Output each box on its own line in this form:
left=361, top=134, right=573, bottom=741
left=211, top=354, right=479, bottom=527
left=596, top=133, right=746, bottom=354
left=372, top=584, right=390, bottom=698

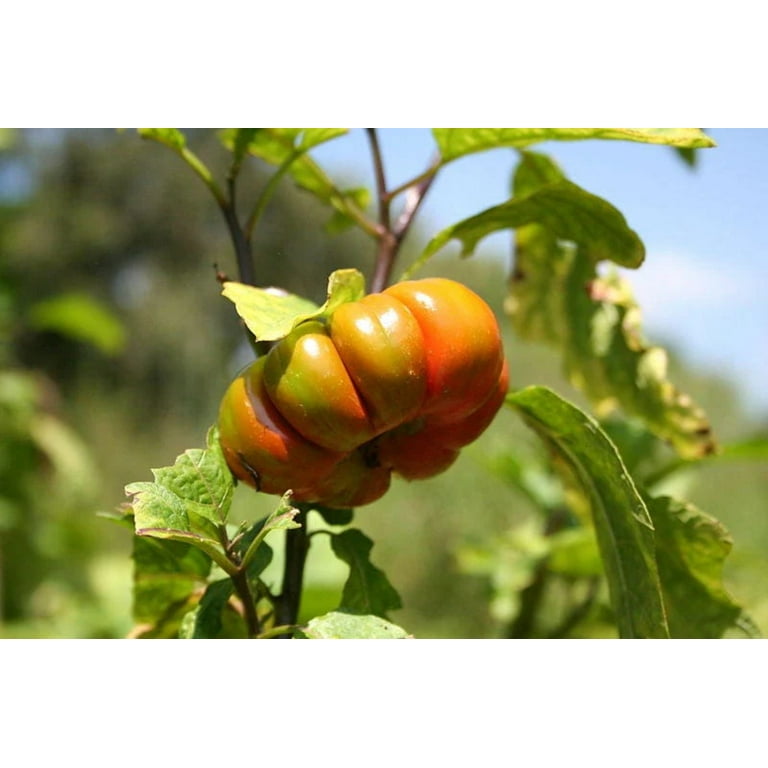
left=0, top=129, right=765, bottom=638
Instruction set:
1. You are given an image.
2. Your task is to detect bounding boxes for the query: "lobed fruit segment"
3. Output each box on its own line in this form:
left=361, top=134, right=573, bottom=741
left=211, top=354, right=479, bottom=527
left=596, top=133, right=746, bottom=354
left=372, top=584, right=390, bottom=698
left=218, top=278, right=508, bottom=508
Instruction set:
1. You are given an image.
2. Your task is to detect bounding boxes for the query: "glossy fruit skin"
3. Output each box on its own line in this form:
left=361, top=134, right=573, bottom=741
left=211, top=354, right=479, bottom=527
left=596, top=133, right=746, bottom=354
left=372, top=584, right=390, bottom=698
left=383, top=278, right=503, bottom=425
left=329, top=293, right=427, bottom=433
left=218, top=278, right=507, bottom=508
left=218, top=357, right=345, bottom=496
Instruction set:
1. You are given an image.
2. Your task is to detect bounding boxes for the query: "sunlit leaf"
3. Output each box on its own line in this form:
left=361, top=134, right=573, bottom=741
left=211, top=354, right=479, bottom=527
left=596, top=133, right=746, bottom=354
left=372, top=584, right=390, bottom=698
left=27, top=292, right=126, bottom=355
left=433, top=128, right=715, bottom=162
left=221, top=282, right=319, bottom=342
left=219, top=129, right=367, bottom=229
left=151, top=427, right=234, bottom=527
left=138, top=128, right=187, bottom=150
left=412, top=177, right=644, bottom=275
left=330, top=529, right=402, bottom=618
left=508, top=386, right=669, bottom=638
left=507, top=151, right=715, bottom=459
left=298, top=611, right=411, bottom=639
left=221, top=268, right=364, bottom=342
left=124, top=427, right=234, bottom=570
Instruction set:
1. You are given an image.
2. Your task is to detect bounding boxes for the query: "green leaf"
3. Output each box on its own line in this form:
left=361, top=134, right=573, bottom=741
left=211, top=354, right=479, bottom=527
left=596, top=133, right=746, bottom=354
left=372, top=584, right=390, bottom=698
left=179, top=578, right=237, bottom=639
left=412, top=177, right=644, bottom=276
left=229, top=128, right=260, bottom=168
left=646, top=495, right=760, bottom=638
left=547, top=528, right=603, bottom=579
left=310, top=505, right=355, bottom=527
left=220, top=129, right=368, bottom=230
left=150, top=427, right=234, bottom=528
left=297, top=128, right=349, bottom=151
left=138, top=128, right=187, bottom=151
left=298, top=611, right=411, bottom=639
left=27, top=292, right=126, bottom=355
left=507, top=151, right=715, bottom=460
left=325, top=187, right=371, bottom=234
left=433, top=128, right=715, bottom=162
left=221, top=268, right=364, bottom=342
left=124, top=427, right=234, bottom=571
left=132, top=535, right=211, bottom=630
left=330, top=529, right=402, bottom=618
left=238, top=493, right=300, bottom=572
left=221, top=282, right=320, bottom=342
left=674, top=146, right=698, bottom=169
left=508, top=386, right=669, bottom=638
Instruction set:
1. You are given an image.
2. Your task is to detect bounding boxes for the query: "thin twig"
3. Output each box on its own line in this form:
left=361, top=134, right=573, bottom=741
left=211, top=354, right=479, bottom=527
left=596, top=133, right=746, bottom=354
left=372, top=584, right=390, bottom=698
left=393, top=163, right=439, bottom=242
left=370, top=156, right=439, bottom=293
left=366, top=128, right=391, bottom=231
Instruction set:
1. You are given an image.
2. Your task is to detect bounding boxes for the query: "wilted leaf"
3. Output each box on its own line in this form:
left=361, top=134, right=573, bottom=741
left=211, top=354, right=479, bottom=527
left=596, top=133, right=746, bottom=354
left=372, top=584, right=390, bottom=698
left=221, top=268, right=364, bottom=342
left=646, top=495, right=760, bottom=638
left=298, top=611, right=411, bottom=639
left=27, top=292, right=126, bottom=355
left=433, top=128, right=715, bottom=162
left=508, top=386, right=669, bottom=638
left=330, top=529, right=402, bottom=618
left=507, top=151, right=715, bottom=459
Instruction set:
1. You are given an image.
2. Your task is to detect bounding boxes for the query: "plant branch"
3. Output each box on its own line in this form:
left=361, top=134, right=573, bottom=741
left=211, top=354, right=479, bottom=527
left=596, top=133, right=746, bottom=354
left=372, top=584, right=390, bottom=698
left=369, top=148, right=440, bottom=294
left=367, top=129, right=391, bottom=231
left=275, top=508, right=310, bottom=635
left=231, top=566, right=262, bottom=638
left=220, top=179, right=256, bottom=286
left=385, top=157, right=442, bottom=201
left=393, top=162, right=438, bottom=242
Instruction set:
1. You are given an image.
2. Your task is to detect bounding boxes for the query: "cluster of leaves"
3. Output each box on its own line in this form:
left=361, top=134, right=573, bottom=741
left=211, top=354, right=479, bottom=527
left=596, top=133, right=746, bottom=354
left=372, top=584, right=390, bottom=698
left=128, top=127, right=761, bottom=639
left=122, top=426, right=408, bottom=639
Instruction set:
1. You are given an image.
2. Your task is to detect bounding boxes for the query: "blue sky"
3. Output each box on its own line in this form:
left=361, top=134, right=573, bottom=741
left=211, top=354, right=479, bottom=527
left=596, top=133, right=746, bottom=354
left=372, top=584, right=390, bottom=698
left=313, top=129, right=768, bottom=417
